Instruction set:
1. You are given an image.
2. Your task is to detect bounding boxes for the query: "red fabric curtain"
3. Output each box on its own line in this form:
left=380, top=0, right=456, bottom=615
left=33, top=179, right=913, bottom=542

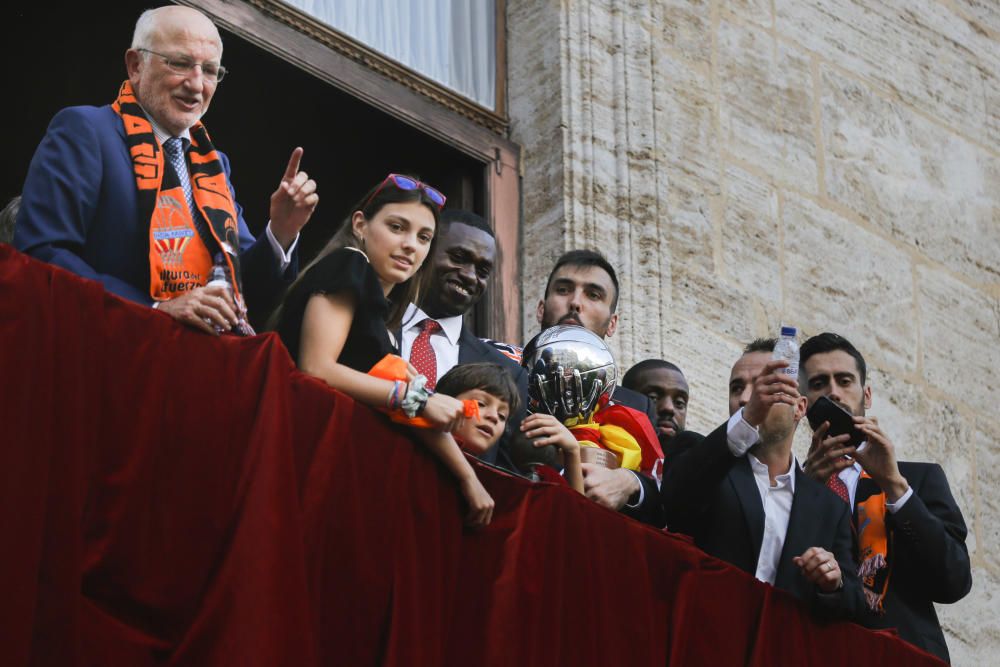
left=0, top=245, right=942, bottom=666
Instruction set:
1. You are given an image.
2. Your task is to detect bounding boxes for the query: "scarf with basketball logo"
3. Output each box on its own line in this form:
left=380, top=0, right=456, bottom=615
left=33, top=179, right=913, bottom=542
left=111, top=80, right=245, bottom=305
left=856, top=472, right=892, bottom=614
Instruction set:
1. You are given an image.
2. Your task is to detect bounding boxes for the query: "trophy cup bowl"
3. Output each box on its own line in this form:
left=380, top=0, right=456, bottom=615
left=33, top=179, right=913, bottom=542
left=512, top=325, right=620, bottom=473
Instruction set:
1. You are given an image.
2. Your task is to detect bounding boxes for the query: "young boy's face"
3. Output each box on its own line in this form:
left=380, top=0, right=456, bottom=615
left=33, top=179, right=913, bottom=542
left=453, top=389, right=510, bottom=455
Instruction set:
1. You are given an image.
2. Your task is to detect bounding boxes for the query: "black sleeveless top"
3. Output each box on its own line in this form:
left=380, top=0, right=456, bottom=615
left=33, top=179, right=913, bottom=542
left=274, top=247, right=397, bottom=372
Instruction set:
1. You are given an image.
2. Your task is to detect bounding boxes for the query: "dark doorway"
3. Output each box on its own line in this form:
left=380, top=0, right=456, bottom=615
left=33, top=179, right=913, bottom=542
left=7, top=1, right=486, bottom=272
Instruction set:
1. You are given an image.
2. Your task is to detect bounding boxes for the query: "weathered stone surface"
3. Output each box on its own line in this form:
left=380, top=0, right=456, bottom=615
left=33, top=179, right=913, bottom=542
left=821, top=66, right=1000, bottom=285
left=776, top=0, right=1000, bottom=153
left=651, top=45, right=718, bottom=188
left=647, top=314, right=739, bottom=435
left=724, top=0, right=773, bottom=29
left=938, top=564, right=998, bottom=667
left=507, top=0, right=569, bottom=344
left=652, top=0, right=713, bottom=67
left=720, top=166, right=782, bottom=307
left=917, top=265, right=1000, bottom=417
left=952, top=0, right=1000, bottom=39
left=718, top=19, right=819, bottom=194
left=783, top=192, right=917, bottom=375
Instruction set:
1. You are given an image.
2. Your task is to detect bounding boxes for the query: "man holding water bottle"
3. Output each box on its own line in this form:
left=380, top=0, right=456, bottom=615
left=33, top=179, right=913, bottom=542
left=660, top=336, right=864, bottom=620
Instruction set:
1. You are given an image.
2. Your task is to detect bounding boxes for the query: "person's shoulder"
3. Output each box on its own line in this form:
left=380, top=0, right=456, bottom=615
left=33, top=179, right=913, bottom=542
left=51, top=104, right=115, bottom=126
left=480, top=337, right=523, bottom=365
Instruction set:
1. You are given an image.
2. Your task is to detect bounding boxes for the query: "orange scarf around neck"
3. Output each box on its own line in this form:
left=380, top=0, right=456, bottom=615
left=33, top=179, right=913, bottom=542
left=112, top=80, right=245, bottom=304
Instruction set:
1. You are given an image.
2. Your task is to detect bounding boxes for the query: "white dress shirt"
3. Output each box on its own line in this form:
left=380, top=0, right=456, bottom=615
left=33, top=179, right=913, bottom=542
left=838, top=456, right=913, bottom=512
left=726, top=407, right=795, bottom=585
left=400, top=304, right=463, bottom=382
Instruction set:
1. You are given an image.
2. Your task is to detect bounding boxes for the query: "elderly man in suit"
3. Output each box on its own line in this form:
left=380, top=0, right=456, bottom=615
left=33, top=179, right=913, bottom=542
left=399, top=210, right=527, bottom=465
left=661, top=339, right=864, bottom=620
left=15, top=6, right=317, bottom=334
left=799, top=332, right=971, bottom=663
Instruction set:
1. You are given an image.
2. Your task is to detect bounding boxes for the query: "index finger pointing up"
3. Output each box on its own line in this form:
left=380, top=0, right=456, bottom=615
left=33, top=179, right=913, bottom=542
left=283, top=147, right=304, bottom=180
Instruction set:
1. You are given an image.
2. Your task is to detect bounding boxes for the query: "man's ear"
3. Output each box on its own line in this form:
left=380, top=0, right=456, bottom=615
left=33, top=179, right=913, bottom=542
left=605, top=313, right=619, bottom=338
left=793, top=395, right=809, bottom=422
left=535, top=299, right=545, bottom=327
left=863, top=384, right=872, bottom=411
left=125, top=49, right=143, bottom=85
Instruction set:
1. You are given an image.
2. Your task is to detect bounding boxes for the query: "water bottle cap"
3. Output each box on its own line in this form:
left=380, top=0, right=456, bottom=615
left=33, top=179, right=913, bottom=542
left=780, top=325, right=797, bottom=337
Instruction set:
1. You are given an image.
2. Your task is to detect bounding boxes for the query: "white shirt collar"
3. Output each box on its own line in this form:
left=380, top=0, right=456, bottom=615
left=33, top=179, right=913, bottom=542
left=140, top=104, right=192, bottom=146
left=402, top=303, right=462, bottom=345
left=748, top=452, right=797, bottom=493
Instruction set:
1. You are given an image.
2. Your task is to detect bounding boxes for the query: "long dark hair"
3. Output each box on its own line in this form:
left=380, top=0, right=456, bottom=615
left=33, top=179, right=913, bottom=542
left=268, top=176, right=442, bottom=331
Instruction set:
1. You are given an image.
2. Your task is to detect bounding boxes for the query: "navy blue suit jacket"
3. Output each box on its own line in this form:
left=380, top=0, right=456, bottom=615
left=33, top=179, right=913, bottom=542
left=14, top=104, right=292, bottom=319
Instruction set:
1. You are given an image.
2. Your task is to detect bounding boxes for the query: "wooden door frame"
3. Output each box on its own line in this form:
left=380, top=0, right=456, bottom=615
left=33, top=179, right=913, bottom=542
left=182, top=0, right=522, bottom=343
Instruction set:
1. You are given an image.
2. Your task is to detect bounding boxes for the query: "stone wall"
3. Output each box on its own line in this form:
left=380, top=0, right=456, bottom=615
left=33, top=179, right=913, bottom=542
left=507, top=1, right=999, bottom=662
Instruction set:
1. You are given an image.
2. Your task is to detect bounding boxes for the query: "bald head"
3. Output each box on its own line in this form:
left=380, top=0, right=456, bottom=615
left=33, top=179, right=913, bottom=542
left=132, top=6, right=222, bottom=53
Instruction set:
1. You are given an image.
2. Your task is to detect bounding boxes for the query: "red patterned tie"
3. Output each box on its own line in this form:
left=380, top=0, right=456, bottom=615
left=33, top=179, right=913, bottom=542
left=409, top=319, right=441, bottom=389
left=826, top=473, right=851, bottom=505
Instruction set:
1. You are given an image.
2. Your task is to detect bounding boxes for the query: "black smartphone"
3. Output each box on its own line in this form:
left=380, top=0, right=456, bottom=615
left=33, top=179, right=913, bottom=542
left=806, top=395, right=864, bottom=447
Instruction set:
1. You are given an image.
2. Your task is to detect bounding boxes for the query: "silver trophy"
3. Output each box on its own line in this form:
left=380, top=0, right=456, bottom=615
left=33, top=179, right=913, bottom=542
left=523, top=324, right=617, bottom=423
left=511, top=325, right=620, bottom=472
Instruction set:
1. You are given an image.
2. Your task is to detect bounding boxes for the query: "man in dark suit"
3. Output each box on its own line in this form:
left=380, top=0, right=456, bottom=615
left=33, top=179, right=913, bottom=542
left=518, top=249, right=662, bottom=525
left=400, top=210, right=527, bottom=465
left=661, top=340, right=864, bottom=619
left=15, top=6, right=316, bottom=334
left=799, top=333, right=971, bottom=662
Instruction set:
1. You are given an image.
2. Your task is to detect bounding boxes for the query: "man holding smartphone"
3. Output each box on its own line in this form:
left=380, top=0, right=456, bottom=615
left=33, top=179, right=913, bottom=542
left=799, top=332, right=971, bottom=663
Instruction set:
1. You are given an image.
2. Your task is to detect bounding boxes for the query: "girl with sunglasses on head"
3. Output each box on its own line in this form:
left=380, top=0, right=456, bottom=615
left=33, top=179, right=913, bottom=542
left=270, top=174, right=494, bottom=526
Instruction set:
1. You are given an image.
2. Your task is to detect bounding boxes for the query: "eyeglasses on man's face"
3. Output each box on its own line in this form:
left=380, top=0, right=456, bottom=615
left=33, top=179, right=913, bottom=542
left=137, top=48, right=228, bottom=83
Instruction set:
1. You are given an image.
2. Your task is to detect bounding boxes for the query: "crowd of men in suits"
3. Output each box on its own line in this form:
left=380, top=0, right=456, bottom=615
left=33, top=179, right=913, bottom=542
left=8, top=5, right=971, bottom=664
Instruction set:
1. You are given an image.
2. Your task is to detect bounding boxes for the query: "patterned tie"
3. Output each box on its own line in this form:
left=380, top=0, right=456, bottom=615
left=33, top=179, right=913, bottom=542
left=409, top=319, right=441, bottom=389
left=162, top=137, right=215, bottom=251
left=826, top=473, right=851, bottom=505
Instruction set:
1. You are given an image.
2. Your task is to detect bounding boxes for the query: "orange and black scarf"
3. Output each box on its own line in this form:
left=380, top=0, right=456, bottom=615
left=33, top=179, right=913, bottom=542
left=111, top=80, right=245, bottom=304
left=856, top=472, right=892, bottom=614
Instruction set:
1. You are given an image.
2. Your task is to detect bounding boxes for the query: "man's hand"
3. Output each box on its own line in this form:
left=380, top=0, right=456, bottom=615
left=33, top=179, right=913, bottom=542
left=580, top=464, right=639, bottom=511
left=269, top=147, right=319, bottom=249
left=156, top=284, right=238, bottom=336
left=793, top=546, right=842, bottom=593
left=803, top=421, right=857, bottom=482
left=742, top=359, right=801, bottom=427
left=853, top=416, right=909, bottom=502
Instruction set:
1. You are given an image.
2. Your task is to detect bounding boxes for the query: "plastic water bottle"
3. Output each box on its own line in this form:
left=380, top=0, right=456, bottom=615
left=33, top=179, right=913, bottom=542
left=205, top=253, right=232, bottom=334
left=206, top=253, right=232, bottom=293
left=773, top=325, right=799, bottom=377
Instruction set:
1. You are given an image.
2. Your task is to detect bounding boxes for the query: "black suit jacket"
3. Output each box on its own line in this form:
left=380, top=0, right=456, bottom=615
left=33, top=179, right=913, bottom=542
left=854, top=461, right=971, bottom=663
left=661, top=423, right=864, bottom=620
left=603, top=385, right=663, bottom=527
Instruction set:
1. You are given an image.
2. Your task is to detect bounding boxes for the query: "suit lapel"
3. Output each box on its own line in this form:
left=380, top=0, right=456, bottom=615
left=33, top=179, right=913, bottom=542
left=729, top=456, right=765, bottom=561
left=458, top=326, right=489, bottom=364
left=775, top=467, right=815, bottom=586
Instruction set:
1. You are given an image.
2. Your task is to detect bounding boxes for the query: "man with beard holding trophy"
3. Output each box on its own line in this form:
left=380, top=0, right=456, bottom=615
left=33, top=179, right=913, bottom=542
left=515, top=323, right=665, bottom=526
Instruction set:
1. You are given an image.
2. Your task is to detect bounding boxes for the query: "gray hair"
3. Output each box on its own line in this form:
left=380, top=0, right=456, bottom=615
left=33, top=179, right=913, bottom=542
left=130, top=7, right=222, bottom=55
left=131, top=9, right=158, bottom=51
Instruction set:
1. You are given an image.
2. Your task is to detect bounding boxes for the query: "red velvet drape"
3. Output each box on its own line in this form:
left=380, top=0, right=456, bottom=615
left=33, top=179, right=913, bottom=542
left=0, top=245, right=943, bottom=666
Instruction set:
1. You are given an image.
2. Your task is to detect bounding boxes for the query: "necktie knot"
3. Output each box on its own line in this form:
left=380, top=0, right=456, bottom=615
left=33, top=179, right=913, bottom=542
left=163, top=136, right=189, bottom=161
left=421, top=319, right=441, bottom=334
